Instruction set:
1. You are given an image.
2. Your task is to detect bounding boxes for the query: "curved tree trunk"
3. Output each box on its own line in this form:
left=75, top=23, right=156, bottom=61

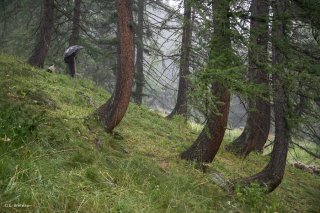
left=69, top=0, right=81, bottom=46
left=226, top=0, right=271, bottom=157
left=28, top=0, right=54, bottom=68
left=96, top=0, right=134, bottom=133
left=134, top=0, right=145, bottom=105
left=168, top=0, right=192, bottom=118
left=180, top=0, right=231, bottom=164
left=181, top=84, right=230, bottom=163
left=237, top=0, right=290, bottom=193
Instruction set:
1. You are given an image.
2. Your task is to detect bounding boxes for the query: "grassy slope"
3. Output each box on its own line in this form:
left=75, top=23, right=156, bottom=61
left=0, top=55, right=319, bottom=212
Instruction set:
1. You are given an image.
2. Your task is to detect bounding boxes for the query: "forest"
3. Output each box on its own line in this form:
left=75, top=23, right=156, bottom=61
left=0, top=0, right=319, bottom=212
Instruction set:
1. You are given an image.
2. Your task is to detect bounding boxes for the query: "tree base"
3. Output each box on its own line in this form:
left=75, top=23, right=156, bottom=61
left=234, top=166, right=283, bottom=193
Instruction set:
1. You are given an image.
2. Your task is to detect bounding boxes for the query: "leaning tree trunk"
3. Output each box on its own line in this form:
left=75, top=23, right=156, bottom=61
left=69, top=0, right=81, bottom=46
left=133, top=0, right=145, bottom=105
left=168, top=0, right=192, bottom=118
left=180, top=0, right=232, bottom=163
left=226, top=0, right=271, bottom=157
left=236, top=0, right=290, bottom=193
left=28, top=0, right=54, bottom=68
left=181, top=84, right=230, bottom=163
left=96, top=0, right=134, bottom=133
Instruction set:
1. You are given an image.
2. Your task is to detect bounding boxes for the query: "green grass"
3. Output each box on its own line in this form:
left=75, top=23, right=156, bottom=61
left=0, top=54, right=319, bottom=212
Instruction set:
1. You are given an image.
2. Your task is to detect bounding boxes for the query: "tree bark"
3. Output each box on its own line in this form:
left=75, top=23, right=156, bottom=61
left=180, top=0, right=231, bottom=163
left=69, top=0, right=81, bottom=46
left=237, top=0, right=290, bottom=193
left=96, top=0, right=134, bottom=133
left=181, top=84, right=230, bottom=163
left=133, top=0, right=145, bottom=105
left=168, top=0, right=192, bottom=118
left=226, top=0, right=271, bottom=157
left=27, top=0, right=54, bottom=68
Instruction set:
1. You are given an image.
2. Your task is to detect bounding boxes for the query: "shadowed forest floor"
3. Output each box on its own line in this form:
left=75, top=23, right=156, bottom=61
left=0, top=55, right=319, bottom=212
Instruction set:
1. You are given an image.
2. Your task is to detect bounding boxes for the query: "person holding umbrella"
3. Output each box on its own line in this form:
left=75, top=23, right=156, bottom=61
left=64, top=45, right=84, bottom=77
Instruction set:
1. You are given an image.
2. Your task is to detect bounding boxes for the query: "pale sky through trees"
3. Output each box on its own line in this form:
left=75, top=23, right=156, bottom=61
left=167, top=0, right=181, bottom=8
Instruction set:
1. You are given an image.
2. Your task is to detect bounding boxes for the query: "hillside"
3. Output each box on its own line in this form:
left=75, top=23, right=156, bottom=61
left=0, top=55, right=319, bottom=212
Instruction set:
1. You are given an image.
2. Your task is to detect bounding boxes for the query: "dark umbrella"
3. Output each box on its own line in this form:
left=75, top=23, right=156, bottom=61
left=64, top=45, right=84, bottom=77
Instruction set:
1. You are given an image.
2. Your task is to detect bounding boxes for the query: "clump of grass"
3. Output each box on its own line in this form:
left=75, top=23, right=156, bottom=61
left=0, top=54, right=319, bottom=212
left=234, top=183, right=283, bottom=212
